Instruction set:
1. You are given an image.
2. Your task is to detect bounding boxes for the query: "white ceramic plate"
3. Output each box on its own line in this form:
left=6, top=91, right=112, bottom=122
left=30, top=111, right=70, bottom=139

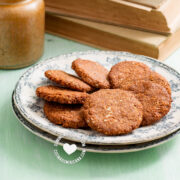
left=13, top=51, right=180, bottom=145
left=12, top=96, right=180, bottom=153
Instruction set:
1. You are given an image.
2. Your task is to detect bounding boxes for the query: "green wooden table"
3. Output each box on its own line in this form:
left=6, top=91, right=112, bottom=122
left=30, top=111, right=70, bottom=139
left=1, top=34, right=180, bottom=180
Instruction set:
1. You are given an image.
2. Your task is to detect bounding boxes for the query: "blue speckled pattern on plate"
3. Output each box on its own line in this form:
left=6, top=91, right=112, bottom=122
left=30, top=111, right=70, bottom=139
left=12, top=95, right=180, bottom=153
left=13, top=51, right=180, bottom=145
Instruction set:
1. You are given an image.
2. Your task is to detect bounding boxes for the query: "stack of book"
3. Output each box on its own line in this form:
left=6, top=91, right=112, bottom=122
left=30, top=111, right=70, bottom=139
left=45, top=0, right=180, bottom=60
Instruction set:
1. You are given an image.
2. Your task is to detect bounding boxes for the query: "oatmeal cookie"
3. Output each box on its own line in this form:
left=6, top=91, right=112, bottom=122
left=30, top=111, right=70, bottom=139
left=108, top=61, right=151, bottom=89
left=44, top=101, right=87, bottom=128
left=149, top=71, right=171, bottom=95
left=72, top=59, right=110, bottom=89
left=45, top=70, right=93, bottom=92
left=36, top=85, right=88, bottom=104
left=82, top=89, right=143, bottom=135
left=121, top=80, right=172, bottom=126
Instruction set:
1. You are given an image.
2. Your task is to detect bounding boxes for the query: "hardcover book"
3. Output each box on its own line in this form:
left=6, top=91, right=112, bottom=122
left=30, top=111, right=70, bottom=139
left=46, top=13, right=180, bottom=60
left=45, top=0, right=180, bottom=34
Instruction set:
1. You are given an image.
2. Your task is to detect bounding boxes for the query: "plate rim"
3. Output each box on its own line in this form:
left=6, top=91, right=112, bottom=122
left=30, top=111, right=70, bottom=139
left=13, top=50, right=180, bottom=145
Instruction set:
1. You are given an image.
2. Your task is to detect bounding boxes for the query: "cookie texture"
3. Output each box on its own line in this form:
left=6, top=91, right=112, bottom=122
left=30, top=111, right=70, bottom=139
left=72, top=59, right=110, bottom=89
left=108, top=61, right=151, bottom=89
left=149, top=71, right=171, bottom=95
left=44, top=101, right=87, bottom=128
left=45, top=70, right=93, bottom=92
left=36, top=85, right=88, bottom=104
left=83, top=89, right=143, bottom=135
left=122, top=80, right=172, bottom=126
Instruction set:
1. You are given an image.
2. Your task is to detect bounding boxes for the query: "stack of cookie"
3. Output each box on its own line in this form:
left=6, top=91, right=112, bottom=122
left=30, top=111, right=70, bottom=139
left=36, top=59, right=172, bottom=136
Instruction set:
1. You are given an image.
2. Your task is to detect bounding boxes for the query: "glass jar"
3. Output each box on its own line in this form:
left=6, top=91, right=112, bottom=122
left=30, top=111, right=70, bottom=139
left=0, top=0, right=45, bottom=69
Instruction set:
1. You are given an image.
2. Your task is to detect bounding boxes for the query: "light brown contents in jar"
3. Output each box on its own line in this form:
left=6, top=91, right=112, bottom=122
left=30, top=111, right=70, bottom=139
left=0, top=0, right=44, bottom=69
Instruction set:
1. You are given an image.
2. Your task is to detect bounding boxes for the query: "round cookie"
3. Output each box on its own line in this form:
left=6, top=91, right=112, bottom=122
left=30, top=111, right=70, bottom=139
left=108, top=61, right=151, bottom=89
left=121, top=80, right=172, bottom=126
left=44, top=101, right=87, bottom=128
left=45, top=70, right=93, bottom=92
left=82, top=89, right=143, bottom=135
left=36, top=85, right=88, bottom=104
left=149, top=71, right=171, bottom=95
left=72, top=59, right=110, bottom=89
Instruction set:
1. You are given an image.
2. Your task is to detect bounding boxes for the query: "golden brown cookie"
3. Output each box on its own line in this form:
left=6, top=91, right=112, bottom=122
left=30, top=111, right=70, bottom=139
left=44, top=101, right=87, bottom=128
left=121, top=80, right=172, bottom=126
left=149, top=71, right=171, bottom=95
left=72, top=59, right=110, bottom=89
left=45, top=70, right=93, bottom=92
left=108, top=61, right=151, bottom=89
left=36, top=85, right=88, bottom=104
left=83, top=89, right=143, bottom=135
